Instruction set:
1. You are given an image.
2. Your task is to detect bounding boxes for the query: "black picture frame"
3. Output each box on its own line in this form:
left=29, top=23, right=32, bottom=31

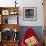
left=23, top=7, right=37, bottom=21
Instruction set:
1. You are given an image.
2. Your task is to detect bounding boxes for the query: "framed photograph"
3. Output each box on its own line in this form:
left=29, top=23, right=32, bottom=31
left=23, top=7, right=37, bottom=21
left=2, top=10, right=9, bottom=15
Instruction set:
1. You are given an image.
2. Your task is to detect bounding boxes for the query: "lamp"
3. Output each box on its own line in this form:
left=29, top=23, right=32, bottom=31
left=13, top=28, right=19, bottom=41
left=15, top=0, right=17, bottom=7
left=14, top=28, right=17, bottom=32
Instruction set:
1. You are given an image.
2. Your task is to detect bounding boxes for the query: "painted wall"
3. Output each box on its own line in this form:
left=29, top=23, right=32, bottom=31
left=0, top=0, right=44, bottom=26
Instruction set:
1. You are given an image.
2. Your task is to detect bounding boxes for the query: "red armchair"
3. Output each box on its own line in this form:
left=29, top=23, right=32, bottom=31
left=21, top=28, right=41, bottom=46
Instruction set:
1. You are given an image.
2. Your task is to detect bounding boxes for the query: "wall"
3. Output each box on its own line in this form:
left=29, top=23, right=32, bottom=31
left=0, top=0, right=44, bottom=26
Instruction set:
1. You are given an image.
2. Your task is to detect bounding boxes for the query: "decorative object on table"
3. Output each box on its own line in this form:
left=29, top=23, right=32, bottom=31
left=9, top=10, right=18, bottom=15
left=21, top=28, right=41, bottom=46
left=23, top=7, right=37, bottom=21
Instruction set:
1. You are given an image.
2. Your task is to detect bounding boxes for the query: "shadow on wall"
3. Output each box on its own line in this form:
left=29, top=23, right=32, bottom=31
left=18, top=26, right=43, bottom=44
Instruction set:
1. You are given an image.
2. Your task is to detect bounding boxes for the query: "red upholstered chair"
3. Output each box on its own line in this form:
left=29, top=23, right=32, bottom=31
left=21, top=28, right=41, bottom=46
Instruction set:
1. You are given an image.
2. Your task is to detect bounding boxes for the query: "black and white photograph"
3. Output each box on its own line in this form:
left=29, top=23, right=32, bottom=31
left=23, top=7, right=37, bottom=21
